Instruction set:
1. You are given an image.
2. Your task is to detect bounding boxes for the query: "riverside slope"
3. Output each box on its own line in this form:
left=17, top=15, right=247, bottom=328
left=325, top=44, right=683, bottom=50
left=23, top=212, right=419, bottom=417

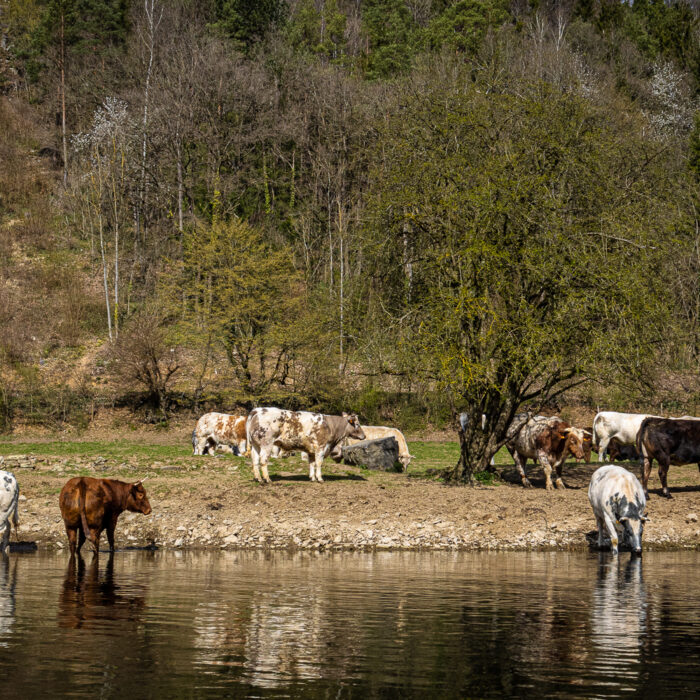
left=3, top=452, right=700, bottom=552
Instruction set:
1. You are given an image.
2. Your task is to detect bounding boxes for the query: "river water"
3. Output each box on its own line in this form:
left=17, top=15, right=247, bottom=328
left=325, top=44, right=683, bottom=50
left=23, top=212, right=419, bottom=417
left=0, top=550, right=698, bottom=698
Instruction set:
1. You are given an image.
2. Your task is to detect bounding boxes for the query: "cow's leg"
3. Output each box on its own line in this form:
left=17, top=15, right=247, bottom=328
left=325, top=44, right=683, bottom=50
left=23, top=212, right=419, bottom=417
left=604, top=514, right=619, bottom=554
left=251, top=446, right=262, bottom=483
left=106, top=515, right=119, bottom=552
left=87, top=527, right=101, bottom=555
left=259, top=447, right=272, bottom=484
left=314, top=453, right=325, bottom=483
left=511, top=451, right=532, bottom=488
left=658, top=458, right=672, bottom=498
left=76, top=527, right=86, bottom=555
left=536, top=450, right=555, bottom=490
left=553, top=459, right=566, bottom=489
left=308, top=453, right=316, bottom=481
left=195, top=438, right=207, bottom=456
left=65, top=525, right=79, bottom=557
left=238, top=439, right=247, bottom=456
left=597, top=437, right=609, bottom=462
left=595, top=515, right=607, bottom=550
left=0, top=522, right=9, bottom=556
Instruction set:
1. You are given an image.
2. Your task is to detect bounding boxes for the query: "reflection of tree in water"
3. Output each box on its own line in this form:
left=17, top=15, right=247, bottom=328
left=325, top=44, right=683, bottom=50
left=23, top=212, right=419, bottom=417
left=0, top=556, right=16, bottom=646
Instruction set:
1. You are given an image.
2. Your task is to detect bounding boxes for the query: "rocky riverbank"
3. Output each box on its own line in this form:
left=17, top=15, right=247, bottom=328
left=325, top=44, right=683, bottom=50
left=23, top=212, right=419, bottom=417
left=3, top=453, right=700, bottom=553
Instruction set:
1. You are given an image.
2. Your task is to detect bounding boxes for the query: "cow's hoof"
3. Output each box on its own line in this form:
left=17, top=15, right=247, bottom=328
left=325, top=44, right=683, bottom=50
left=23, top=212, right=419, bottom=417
left=545, top=483, right=555, bottom=491
left=555, top=479, right=566, bottom=489
left=522, top=479, right=532, bottom=489
left=662, top=491, right=673, bottom=499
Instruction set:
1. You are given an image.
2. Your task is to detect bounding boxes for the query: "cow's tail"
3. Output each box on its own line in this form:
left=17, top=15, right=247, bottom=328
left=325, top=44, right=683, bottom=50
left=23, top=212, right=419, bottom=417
left=636, top=417, right=650, bottom=465
left=245, top=412, right=254, bottom=454
left=591, top=413, right=603, bottom=452
left=78, top=479, right=90, bottom=539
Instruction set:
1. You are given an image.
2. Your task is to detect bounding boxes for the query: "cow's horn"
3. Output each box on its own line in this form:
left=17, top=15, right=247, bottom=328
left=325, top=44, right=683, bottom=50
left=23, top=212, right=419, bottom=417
left=135, top=476, right=149, bottom=485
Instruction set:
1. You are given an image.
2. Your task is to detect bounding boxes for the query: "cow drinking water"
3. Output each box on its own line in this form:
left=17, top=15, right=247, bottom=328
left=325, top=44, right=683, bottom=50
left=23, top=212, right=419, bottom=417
left=588, top=465, right=647, bottom=555
left=59, top=477, right=152, bottom=556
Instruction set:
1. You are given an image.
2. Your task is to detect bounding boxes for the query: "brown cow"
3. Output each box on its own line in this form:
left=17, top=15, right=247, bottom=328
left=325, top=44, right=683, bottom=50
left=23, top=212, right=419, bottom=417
left=505, top=414, right=589, bottom=490
left=607, top=437, right=639, bottom=462
left=59, top=477, right=152, bottom=556
left=637, top=417, right=700, bottom=498
left=582, top=427, right=594, bottom=463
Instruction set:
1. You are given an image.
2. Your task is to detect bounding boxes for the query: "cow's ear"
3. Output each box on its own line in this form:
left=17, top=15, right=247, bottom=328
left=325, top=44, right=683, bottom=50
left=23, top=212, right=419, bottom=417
left=558, top=432, right=567, bottom=439
left=342, top=412, right=349, bottom=417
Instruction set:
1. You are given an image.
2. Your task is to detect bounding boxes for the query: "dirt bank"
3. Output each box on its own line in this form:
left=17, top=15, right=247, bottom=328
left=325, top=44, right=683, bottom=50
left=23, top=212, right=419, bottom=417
left=3, top=452, right=700, bottom=553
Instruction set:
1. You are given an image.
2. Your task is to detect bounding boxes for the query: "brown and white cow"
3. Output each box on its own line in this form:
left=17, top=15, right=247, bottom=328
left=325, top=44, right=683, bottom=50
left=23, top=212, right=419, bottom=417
left=637, top=417, right=700, bottom=498
left=192, top=412, right=247, bottom=456
left=505, top=414, right=590, bottom=490
left=246, top=407, right=365, bottom=483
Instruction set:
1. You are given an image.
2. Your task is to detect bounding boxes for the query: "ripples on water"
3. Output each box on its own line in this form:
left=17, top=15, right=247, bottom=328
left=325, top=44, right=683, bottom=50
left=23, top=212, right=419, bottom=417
left=0, top=550, right=698, bottom=698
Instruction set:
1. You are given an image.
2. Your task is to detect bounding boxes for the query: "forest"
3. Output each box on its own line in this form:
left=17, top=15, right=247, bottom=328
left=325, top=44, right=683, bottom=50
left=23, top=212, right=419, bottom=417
left=1, top=0, right=700, bottom=477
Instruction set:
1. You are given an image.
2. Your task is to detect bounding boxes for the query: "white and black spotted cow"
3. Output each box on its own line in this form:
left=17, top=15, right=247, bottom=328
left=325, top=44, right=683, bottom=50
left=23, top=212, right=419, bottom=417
left=246, top=407, right=365, bottom=483
left=588, top=465, right=647, bottom=555
left=0, top=471, right=19, bottom=555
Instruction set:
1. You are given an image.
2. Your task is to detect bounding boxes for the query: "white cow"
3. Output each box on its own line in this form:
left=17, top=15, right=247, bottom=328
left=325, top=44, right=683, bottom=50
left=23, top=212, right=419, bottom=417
left=0, top=471, right=19, bottom=555
left=192, top=412, right=247, bottom=456
left=246, top=407, right=365, bottom=483
left=591, top=411, right=658, bottom=462
left=588, top=465, right=647, bottom=555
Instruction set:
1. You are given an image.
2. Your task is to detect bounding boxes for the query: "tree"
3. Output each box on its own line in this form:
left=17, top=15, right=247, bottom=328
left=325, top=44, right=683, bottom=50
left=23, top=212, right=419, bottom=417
left=361, top=68, right=681, bottom=482
left=212, top=0, right=287, bottom=50
left=166, top=215, right=315, bottom=400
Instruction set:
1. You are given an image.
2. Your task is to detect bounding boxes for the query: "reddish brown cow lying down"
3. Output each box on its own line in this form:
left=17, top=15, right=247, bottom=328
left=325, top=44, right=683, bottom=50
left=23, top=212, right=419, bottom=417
left=59, top=477, right=152, bottom=556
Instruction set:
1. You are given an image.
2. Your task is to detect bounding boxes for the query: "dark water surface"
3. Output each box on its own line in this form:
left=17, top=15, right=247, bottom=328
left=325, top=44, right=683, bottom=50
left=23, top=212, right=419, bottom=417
left=0, top=550, right=698, bottom=698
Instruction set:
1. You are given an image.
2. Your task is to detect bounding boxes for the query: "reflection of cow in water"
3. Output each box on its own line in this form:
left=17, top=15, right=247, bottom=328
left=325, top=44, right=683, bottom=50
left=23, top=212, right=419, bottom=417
left=591, top=555, right=647, bottom=689
left=58, top=553, right=146, bottom=630
left=0, top=557, right=16, bottom=646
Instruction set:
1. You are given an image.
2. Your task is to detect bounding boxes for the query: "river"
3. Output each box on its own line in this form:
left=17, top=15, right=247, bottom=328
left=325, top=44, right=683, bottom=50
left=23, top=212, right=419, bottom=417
left=0, top=550, right=698, bottom=698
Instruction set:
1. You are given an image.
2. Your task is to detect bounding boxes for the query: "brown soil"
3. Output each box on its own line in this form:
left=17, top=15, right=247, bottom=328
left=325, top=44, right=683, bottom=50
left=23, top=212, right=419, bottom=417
left=5, top=455, right=700, bottom=554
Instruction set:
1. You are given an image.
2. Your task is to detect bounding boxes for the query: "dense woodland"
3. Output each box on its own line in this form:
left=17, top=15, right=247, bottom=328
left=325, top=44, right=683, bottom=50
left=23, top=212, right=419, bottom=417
left=1, top=0, right=700, bottom=477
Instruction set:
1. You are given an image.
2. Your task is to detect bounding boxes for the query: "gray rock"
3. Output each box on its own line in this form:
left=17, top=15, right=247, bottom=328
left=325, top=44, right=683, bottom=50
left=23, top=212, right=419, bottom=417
left=341, top=437, right=401, bottom=472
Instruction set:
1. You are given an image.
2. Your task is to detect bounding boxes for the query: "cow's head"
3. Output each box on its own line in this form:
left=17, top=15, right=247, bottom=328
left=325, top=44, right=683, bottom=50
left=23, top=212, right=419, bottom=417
left=619, top=500, right=647, bottom=556
left=127, top=480, right=152, bottom=515
left=558, top=427, right=590, bottom=461
left=342, top=413, right=366, bottom=441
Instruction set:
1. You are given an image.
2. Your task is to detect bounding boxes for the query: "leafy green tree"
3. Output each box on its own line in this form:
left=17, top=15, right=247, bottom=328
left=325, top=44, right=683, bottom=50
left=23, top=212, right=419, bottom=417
left=166, top=215, right=316, bottom=400
left=426, top=0, right=509, bottom=54
left=212, top=0, right=287, bottom=50
left=362, top=0, right=417, bottom=79
left=360, top=70, right=681, bottom=482
left=287, top=0, right=347, bottom=63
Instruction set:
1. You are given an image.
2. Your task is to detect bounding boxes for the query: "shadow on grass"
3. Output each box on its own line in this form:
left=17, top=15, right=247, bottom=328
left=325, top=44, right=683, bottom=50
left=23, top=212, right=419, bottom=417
left=271, top=472, right=367, bottom=483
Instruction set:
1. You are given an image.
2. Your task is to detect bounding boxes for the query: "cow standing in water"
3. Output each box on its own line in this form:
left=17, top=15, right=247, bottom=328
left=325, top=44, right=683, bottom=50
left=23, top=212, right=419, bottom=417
left=246, top=407, right=365, bottom=483
left=505, top=414, right=589, bottom=490
left=588, top=465, right=647, bottom=555
left=59, top=477, right=152, bottom=556
left=0, top=471, right=19, bottom=555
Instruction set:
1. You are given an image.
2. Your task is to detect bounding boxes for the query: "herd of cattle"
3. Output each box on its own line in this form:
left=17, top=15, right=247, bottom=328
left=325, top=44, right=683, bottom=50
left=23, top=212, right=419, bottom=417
left=0, top=407, right=699, bottom=557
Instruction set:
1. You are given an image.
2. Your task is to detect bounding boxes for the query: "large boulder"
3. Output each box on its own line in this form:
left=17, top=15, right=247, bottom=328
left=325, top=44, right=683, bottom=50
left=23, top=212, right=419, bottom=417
left=341, top=437, right=401, bottom=472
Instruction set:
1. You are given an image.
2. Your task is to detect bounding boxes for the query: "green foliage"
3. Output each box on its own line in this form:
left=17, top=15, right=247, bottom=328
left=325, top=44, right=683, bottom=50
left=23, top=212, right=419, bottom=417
left=362, top=0, right=417, bottom=78
left=287, top=0, right=347, bottom=62
left=690, top=112, right=700, bottom=179
left=212, top=0, right=287, bottom=49
left=426, top=0, right=509, bottom=54
left=362, top=67, right=683, bottom=480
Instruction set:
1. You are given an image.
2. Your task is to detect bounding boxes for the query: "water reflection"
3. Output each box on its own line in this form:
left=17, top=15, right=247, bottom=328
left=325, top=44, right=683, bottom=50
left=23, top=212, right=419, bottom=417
left=58, top=553, right=146, bottom=630
left=1, top=551, right=700, bottom=697
left=591, top=555, right=647, bottom=693
left=0, top=557, right=16, bottom=646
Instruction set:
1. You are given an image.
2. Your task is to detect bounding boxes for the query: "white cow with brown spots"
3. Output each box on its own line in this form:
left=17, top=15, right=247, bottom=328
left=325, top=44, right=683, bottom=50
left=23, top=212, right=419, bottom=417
left=192, top=412, right=247, bottom=456
left=246, top=407, right=365, bottom=483
left=505, top=414, right=590, bottom=490
left=0, top=471, right=19, bottom=555
left=588, top=464, right=647, bottom=555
